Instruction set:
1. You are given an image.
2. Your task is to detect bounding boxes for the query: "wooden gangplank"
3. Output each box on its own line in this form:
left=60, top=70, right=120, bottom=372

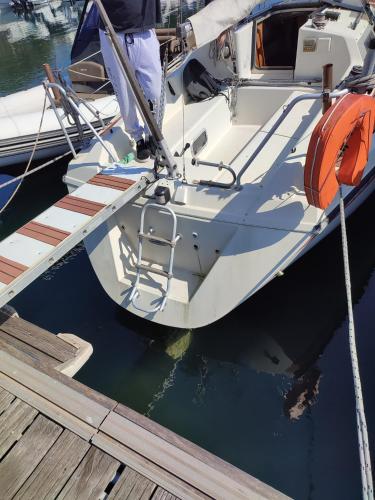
left=0, top=312, right=290, bottom=500
left=0, top=164, right=153, bottom=309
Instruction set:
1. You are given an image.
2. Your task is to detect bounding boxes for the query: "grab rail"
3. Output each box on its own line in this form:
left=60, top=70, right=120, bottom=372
left=192, top=158, right=237, bottom=189
left=235, top=89, right=349, bottom=188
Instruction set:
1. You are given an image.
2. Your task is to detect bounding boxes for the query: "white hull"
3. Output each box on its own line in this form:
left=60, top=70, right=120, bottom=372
left=65, top=2, right=375, bottom=328
left=0, top=85, right=119, bottom=167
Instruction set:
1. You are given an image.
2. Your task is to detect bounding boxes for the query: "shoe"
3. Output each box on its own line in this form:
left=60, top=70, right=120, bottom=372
left=136, top=139, right=151, bottom=162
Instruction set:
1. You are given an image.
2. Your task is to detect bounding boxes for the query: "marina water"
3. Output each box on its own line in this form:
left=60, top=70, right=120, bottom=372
left=1, top=1, right=375, bottom=498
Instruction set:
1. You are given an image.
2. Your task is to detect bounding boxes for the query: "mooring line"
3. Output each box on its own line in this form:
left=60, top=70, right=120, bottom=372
left=339, top=186, right=373, bottom=500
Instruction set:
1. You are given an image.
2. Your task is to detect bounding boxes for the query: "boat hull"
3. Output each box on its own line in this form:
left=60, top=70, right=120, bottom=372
left=64, top=1, right=375, bottom=329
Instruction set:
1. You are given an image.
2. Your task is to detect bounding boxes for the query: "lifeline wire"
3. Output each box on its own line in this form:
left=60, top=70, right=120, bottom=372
left=339, top=186, right=373, bottom=500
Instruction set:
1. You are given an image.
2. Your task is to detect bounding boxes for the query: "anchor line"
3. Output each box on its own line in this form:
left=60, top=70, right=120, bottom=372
left=339, top=186, right=373, bottom=500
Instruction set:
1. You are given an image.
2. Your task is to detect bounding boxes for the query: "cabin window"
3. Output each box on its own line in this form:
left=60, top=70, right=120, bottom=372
left=254, top=11, right=309, bottom=69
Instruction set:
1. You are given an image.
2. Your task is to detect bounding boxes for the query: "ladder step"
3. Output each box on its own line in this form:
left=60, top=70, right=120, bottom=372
left=139, top=233, right=177, bottom=247
left=136, top=264, right=172, bottom=278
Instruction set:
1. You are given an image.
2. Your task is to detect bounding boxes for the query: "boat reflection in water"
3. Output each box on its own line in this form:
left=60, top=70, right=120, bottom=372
left=115, top=191, right=375, bottom=422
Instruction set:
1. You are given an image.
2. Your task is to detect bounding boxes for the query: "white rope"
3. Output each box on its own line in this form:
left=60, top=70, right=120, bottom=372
left=339, top=186, right=374, bottom=500
left=60, top=49, right=102, bottom=72
left=67, top=68, right=109, bottom=81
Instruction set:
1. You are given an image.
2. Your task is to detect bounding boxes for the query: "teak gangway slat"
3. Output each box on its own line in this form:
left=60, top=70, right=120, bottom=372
left=0, top=312, right=290, bottom=500
left=0, top=166, right=153, bottom=309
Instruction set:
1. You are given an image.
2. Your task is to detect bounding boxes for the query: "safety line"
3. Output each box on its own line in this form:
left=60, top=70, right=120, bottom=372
left=339, top=186, right=373, bottom=500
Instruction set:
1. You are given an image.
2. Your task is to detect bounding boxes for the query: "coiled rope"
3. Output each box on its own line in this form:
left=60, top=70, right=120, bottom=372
left=339, top=186, right=373, bottom=500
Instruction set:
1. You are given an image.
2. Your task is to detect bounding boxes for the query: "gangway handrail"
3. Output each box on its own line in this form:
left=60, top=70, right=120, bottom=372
left=44, top=81, right=117, bottom=163
left=235, top=89, right=349, bottom=188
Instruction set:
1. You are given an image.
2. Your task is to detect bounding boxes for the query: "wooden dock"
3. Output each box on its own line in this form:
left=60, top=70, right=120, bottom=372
left=0, top=309, right=290, bottom=500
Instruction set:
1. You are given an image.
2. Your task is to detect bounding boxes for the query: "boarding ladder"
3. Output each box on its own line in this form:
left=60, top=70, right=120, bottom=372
left=129, top=204, right=181, bottom=313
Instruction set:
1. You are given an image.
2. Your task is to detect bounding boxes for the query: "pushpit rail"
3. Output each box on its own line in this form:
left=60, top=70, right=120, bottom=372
left=44, top=81, right=117, bottom=162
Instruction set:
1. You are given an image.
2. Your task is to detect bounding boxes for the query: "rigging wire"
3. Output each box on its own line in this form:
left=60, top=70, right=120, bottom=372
left=339, top=186, right=374, bottom=500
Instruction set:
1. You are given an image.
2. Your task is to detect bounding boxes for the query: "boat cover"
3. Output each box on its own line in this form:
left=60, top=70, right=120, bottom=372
left=188, top=0, right=262, bottom=48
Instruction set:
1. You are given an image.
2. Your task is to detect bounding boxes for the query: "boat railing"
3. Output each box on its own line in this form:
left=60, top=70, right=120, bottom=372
left=235, top=88, right=349, bottom=189
left=44, top=81, right=117, bottom=163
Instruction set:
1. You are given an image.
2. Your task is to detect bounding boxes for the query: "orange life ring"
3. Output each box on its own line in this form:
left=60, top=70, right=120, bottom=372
left=304, top=93, right=375, bottom=209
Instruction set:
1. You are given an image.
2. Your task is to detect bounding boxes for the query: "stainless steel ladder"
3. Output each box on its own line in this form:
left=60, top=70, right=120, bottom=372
left=129, top=203, right=181, bottom=313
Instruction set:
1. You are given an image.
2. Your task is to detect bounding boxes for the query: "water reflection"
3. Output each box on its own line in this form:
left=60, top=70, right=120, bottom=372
left=113, top=189, right=375, bottom=425
left=0, top=0, right=203, bottom=96
left=0, top=0, right=83, bottom=95
left=161, top=0, right=202, bottom=23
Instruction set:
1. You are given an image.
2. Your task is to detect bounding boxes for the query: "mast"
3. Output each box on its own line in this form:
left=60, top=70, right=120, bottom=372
left=94, top=0, right=178, bottom=178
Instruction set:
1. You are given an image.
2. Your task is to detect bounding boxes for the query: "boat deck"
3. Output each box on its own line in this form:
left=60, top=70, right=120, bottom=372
left=0, top=308, right=289, bottom=500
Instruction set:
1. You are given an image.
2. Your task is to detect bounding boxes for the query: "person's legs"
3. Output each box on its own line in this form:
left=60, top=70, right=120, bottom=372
left=132, top=29, right=162, bottom=137
left=100, top=28, right=161, bottom=161
left=99, top=29, right=144, bottom=142
left=135, top=30, right=162, bottom=108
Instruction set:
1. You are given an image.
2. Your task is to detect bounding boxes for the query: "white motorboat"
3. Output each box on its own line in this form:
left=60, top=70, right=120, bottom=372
left=0, top=84, right=118, bottom=167
left=63, top=0, right=375, bottom=329
left=0, top=0, right=119, bottom=167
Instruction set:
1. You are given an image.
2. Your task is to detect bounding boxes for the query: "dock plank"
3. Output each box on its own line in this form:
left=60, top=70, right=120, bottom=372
left=115, top=403, right=282, bottom=499
left=108, top=466, right=157, bottom=499
left=0, top=373, right=96, bottom=441
left=92, top=432, right=209, bottom=500
left=0, top=414, right=62, bottom=498
left=100, top=411, right=254, bottom=500
left=14, top=429, right=90, bottom=500
left=0, top=351, right=112, bottom=428
left=0, top=387, right=15, bottom=415
left=0, top=330, right=58, bottom=369
left=0, top=398, right=38, bottom=459
left=0, top=347, right=116, bottom=410
left=0, top=310, right=76, bottom=363
left=57, top=446, right=120, bottom=500
left=152, top=487, right=179, bottom=500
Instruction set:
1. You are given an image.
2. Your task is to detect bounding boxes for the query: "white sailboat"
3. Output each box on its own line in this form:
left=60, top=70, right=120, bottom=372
left=62, top=0, right=375, bottom=329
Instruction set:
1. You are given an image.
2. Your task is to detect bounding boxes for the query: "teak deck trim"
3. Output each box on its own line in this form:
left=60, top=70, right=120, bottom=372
left=55, top=195, right=106, bottom=216
left=0, top=256, right=28, bottom=285
left=88, top=173, right=136, bottom=190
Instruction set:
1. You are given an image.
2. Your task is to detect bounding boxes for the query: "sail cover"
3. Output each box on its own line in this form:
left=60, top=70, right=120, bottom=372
left=188, top=0, right=262, bottom=48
